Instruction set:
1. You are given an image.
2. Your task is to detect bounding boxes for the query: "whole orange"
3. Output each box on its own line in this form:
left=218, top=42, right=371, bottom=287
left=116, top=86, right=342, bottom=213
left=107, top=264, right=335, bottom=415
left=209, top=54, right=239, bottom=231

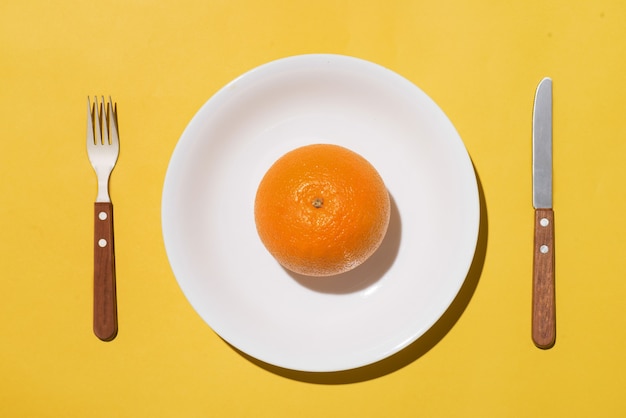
left=254, top=144, right=390, bottom=277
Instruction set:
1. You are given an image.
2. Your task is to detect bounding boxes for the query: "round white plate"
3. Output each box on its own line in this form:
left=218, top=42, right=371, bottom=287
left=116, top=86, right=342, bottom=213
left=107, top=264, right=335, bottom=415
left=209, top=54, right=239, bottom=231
left=162, top=54, right=479, bottom=372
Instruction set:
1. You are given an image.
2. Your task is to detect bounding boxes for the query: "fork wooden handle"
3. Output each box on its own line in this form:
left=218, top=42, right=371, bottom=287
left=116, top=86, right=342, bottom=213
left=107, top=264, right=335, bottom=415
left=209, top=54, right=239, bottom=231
left=93, top=202, right=118, bottom=341
left=532, top=208, right=555, bottom=349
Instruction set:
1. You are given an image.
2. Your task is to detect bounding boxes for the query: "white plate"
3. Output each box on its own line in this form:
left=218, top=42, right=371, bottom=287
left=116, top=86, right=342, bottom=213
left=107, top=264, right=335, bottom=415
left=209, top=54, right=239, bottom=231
left=162, top=54, right=479, bottom=372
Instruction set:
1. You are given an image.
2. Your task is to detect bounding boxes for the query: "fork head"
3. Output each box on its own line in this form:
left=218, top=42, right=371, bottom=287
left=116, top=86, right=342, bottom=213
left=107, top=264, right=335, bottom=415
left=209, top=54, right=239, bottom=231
left=87, top=96, right=119, bottom=149
left=87, top=96, right=120, bottom=202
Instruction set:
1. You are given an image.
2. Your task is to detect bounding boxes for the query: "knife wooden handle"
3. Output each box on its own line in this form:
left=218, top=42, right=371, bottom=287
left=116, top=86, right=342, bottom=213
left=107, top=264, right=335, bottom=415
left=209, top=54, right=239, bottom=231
left=532, top=208, right=555, bottom=349
left=93, top=202, right=118, bottom=341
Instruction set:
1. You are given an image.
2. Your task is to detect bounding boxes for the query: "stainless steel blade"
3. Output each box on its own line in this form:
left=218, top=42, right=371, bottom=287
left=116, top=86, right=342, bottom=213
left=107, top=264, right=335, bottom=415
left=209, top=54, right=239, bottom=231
left=532, top=77, right=553, bottom=209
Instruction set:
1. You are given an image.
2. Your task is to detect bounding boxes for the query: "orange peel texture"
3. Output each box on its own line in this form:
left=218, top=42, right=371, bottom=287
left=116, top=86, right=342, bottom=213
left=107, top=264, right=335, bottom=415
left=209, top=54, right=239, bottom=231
left=254, top=144, right=390, bottom=277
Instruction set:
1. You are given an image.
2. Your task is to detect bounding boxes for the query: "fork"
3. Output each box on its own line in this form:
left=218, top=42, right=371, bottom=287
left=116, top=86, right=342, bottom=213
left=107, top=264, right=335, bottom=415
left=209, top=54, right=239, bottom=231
left=86, top=96, right=119, bottom=341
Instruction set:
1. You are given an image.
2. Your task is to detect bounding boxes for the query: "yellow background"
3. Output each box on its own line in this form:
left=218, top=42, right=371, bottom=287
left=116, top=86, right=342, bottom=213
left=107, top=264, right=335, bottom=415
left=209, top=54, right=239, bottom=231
left=2, top=0, right=625, bottom=416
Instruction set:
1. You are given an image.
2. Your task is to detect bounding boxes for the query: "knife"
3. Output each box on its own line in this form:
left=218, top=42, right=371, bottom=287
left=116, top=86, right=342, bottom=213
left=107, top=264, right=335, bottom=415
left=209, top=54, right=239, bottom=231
left=532, top=77, right=556, bottom=349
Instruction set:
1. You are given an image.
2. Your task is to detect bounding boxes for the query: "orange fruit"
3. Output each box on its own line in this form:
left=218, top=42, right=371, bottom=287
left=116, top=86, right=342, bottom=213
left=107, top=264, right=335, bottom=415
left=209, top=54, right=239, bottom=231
left=254, top=144, right=390, bottom=277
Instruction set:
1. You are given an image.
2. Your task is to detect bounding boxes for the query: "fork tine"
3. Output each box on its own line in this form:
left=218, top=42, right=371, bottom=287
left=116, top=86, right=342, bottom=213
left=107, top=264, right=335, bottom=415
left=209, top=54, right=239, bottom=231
left=93, top=97, right=100, bottom=145
left=108, top=96, right=119, bottom=146
left=97, top=96, right=104, bottom=145
left=87, top=97, right=94, bottom=145
left=101, top=96, right=109, bottom=145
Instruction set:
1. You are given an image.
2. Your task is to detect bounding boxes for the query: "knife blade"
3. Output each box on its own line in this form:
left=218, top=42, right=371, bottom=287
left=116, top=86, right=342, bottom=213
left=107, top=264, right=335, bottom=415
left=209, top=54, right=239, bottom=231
left=532, top=77, right=555, bottom=349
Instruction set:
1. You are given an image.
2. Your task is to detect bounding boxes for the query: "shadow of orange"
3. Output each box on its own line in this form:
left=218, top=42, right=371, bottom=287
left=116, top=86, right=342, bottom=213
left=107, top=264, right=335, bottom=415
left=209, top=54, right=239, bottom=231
left=234, top=166, right=488, bottom=384
left=288, top=194, right=401, bottom=294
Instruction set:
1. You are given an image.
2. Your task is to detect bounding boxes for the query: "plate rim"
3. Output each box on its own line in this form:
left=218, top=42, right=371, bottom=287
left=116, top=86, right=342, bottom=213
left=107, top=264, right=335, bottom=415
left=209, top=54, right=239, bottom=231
left=162, top=53, right=480, bottom=372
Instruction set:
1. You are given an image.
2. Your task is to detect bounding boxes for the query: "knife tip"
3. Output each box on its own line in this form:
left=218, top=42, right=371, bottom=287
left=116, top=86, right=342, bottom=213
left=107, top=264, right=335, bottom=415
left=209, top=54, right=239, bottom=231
left=539, top=77, right=552, bottom=86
